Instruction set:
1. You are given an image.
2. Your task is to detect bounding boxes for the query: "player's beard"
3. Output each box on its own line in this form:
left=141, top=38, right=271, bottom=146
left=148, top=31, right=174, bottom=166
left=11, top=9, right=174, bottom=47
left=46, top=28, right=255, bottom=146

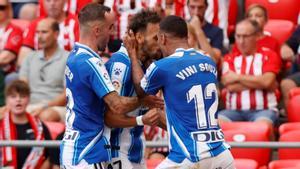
left=141, top=42, right=163, bottom=62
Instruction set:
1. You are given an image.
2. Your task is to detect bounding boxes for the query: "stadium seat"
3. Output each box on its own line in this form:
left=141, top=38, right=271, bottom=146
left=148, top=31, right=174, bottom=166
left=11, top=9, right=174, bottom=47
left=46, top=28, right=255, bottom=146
left=264, top=19, right=295, bottom=45
left=279, top=122, right=300, bottom=135
left=278, top=131, right=300, bottom=159
left=220, top=121, right=271, bottom=137
left=11, top=19, right=30, bottom=31
left=245, top=0, right=300, bottom=24
left=287, top=95, right=300, bottom=122
left=235, top=158, right=258, bottom=169
left=289, top=87, right=300, bottom=98
left=44, top=121, right=65, bottom=139
left=146, top=158, right=164, bottom=169
left=222, top=123, right=271, bottom=167
left=269, top=160, right=300, bottom=169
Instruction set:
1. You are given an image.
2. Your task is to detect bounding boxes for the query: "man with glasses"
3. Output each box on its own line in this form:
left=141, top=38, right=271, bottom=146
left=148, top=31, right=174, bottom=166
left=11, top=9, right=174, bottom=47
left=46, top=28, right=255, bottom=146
left=0, top=0, right=23, bottom=106
left=220, top=19, right=281, bottom=137
left=19, top=18, right=68, bottom=122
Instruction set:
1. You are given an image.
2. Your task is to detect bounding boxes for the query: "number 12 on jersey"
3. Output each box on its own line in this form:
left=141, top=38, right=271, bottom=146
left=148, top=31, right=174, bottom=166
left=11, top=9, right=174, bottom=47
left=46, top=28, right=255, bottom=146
left=187, top=83, right=218, bottom=129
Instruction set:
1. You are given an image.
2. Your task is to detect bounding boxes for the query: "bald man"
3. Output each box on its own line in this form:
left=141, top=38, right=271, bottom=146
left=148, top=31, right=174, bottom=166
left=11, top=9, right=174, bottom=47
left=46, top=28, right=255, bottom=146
left=19, top=18, right=69, bottom=122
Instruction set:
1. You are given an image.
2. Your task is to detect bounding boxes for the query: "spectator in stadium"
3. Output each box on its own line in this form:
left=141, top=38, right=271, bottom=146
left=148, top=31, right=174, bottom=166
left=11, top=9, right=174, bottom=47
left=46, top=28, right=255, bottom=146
left=17, top=0, right=79, bottom=68
left=280, top=26, right=300, bottom=109
left=220, top=19, right=281, bottom=138
left=60, top=4, right=163, bottom=168
left=0, top=80, right=51, bottom=169
left=187, top=0, right=223, bottom=64
left=9, top=0, right=37, bottom=19
left=126, top=15, right=234, bottom=169
left=232, top=4, right=280, bottom=57
left=18, top=3, right=38, bottom=21
left=0, top=0, right=23, bottom=106
left=19, top=18, right=68, bottom=122
left=105, top=9, right=164, bottom=169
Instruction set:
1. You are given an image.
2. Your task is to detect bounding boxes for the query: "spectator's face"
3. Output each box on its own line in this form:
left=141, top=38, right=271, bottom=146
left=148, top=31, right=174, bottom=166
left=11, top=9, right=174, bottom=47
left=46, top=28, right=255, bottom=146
left=44, top=0, right=65, bottom=19
left=140, top=23, right=162, bottom=61
left=247, top=7, right=267, bottom=29
left=188, top=0, right=207, bottom=21
left=0, top=0, right=9, bottom=22
left=235, top=22, right=257, bottom=55
left=97, top=11, right=115, bottom=52
left=6, top=92, right=29, bottom=115
left=36, top=19, right=58, bottom=49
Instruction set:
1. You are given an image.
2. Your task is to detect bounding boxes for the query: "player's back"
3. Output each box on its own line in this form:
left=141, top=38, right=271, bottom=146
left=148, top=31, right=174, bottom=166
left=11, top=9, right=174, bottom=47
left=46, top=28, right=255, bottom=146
left=61, top=43, right=115, bottom=165
left=143, top=48, right=229, bottom=162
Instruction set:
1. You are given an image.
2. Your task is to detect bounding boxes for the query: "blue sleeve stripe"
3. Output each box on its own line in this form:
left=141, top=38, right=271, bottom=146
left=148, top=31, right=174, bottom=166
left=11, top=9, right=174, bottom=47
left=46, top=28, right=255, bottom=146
left=86, top=60, right=111, bottom=93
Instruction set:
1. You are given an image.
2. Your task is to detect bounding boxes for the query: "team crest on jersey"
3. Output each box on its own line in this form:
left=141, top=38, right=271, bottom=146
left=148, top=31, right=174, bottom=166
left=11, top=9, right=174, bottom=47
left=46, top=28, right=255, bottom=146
left=113, top=67, right=122, bottom=76
left=103, top=72, right=109, bottom=80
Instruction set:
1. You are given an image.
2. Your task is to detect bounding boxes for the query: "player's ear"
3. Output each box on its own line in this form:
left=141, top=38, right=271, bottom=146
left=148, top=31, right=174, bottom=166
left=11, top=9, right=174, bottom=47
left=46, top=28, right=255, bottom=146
left=161, top=33, right=167, bottom=45
left=135, top=32, right=144, bottom=45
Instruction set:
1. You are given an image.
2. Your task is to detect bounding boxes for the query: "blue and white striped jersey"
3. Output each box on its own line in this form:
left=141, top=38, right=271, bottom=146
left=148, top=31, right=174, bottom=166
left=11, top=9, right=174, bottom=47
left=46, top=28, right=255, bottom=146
left=105, top=46, right=146, bottom=163
left=60, top=42, right=115, bottom=165
left=141, top=48, right=230, bottom=163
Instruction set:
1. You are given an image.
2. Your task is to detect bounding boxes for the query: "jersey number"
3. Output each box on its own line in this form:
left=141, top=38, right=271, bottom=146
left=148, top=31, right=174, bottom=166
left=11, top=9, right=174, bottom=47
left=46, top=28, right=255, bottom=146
left=66, top=88, right=75, bottom=128
left=186, top=83, right=218, bottom=129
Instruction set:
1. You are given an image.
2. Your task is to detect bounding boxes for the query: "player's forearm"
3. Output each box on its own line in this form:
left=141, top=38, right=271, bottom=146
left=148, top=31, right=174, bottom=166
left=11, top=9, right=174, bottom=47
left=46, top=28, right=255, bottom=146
left=157, top=108, right=167, bottom=130
left=130, top=55, right=147, bottom=98
left=104, top=111, right=137, bottom=128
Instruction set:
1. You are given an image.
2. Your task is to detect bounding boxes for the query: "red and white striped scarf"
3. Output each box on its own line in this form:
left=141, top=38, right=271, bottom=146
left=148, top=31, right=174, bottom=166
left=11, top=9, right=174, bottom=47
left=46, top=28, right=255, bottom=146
left=1, top=111, right=45, bottom=169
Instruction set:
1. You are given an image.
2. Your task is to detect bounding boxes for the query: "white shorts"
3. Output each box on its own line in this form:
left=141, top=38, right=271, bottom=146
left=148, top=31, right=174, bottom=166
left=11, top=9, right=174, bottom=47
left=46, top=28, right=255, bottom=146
left=107, top=153, right=146, bottom=169
left=61, top=159, right=106, bottom=169
left=155, top=149, right=235, bottom=169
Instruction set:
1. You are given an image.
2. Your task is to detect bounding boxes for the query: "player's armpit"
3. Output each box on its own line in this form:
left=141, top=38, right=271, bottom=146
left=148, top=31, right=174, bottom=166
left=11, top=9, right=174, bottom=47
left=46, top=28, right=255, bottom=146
left=104, top=91, right=140, bottom=114
left=104, top=110, right=137, bottom=128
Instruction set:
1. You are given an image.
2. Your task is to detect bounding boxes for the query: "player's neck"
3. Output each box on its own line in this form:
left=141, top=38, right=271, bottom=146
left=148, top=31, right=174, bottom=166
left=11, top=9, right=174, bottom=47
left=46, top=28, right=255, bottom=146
left=167, top=40, right=189, bottom=56
left=79, top=38, right=98, bottom=54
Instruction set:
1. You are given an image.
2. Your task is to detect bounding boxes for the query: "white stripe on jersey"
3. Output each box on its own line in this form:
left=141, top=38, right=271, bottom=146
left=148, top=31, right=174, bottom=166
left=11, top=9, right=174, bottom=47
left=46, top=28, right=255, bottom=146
left=78, top=129, right=104, bottom=161
left=241, top=90, right=250, bottom=110
left=255, top=90, right=264, bottom=110
left=171, top=126, right=190, bottom=159
left=267, top=92, right=277, bottom=110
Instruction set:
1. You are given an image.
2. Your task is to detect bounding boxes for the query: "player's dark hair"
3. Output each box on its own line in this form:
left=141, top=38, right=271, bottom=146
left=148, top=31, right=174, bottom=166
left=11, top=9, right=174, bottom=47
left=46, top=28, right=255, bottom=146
left=5, top=80, right=30, bottom=97
left=128, top=9, right=161, bottom=34
left=78, top=3, right=111, bottom=26
left=159, top=15, right=188, bottom=38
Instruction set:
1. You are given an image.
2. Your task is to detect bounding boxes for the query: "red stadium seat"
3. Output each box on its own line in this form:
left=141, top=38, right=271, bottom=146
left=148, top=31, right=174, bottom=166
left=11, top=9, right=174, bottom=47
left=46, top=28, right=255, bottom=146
left=44, top=121, right=65, bottom=139
left=279, top=122, right=300, bottom=135
left=287, top=95, right=300, bottom=122
left=235, top=158, right=258, bottom=169
left=220, top=121, right=271, bottom=137
left=289, top=87, right=300, bottom=99
left=146, top=159, right=164, bottom=169
left=278, top=131, right=300, bottom=159
left=245, top=0, right=300, bottom=24
left=222, top=124, right=271, bottom=167
left=11, top=19, right=30, bottom=31
left=269, top=160, right=300, bottom=169
left=264, top=19, right=295, bottom=45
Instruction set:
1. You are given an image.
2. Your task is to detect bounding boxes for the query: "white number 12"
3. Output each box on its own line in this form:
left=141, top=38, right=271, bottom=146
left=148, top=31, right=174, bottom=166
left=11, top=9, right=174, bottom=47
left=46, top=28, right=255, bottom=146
left=186, top=83, right=218, bottom=129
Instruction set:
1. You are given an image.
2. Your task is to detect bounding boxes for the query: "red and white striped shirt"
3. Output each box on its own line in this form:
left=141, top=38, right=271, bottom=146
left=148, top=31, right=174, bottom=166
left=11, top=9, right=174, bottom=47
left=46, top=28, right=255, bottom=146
left=22, top=14, right=79, bottom=51
left=144, top=126, right=168, bottom=153
left=222, top=48, right=281, bottom=111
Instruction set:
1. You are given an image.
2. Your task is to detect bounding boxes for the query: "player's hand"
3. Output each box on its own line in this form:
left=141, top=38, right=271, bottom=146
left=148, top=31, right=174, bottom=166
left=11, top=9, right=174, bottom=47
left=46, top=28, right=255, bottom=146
left=123, top=29, right=138, bottom=59
left=141, top=95, right=164, bottom=109
left=142, top=109, right=160, bottom=126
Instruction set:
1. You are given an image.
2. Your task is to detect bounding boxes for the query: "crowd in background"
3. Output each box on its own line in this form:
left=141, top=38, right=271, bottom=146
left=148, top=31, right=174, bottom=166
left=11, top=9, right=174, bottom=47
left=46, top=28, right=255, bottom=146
left=0, top=0, right=299, bottom=168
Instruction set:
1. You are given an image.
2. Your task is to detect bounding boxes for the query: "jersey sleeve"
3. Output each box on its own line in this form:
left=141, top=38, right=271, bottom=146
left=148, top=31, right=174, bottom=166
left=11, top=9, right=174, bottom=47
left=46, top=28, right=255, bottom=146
left=85, top=57, right=115, bottom=98
left=106, top=57, right=130, bottom=96
left=4, top=26, right=23, bottom=54
left=22, top=20, right=38, bottom=49
left=262, top=50, right=281, bottom=75
left=140, top=62, right=162, bottom=95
